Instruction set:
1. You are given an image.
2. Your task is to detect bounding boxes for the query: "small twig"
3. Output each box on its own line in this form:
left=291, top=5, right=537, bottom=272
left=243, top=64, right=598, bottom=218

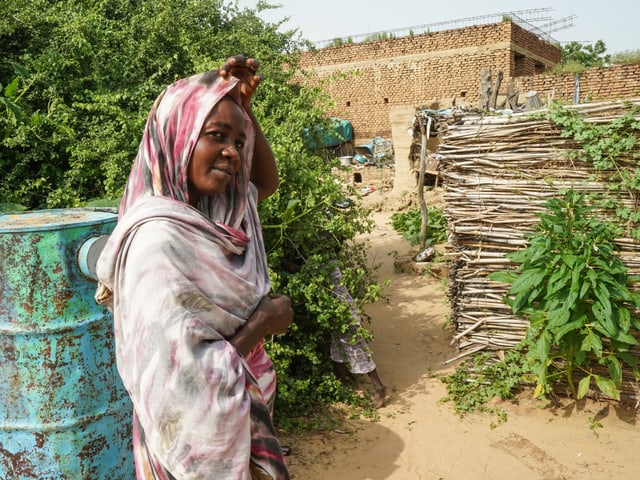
left=443, top=344, right=487, bottom=365
left=450, top=317, right=485, bottom=345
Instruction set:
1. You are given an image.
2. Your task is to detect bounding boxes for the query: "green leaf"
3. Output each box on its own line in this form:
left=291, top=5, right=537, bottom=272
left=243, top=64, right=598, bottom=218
left=577, top=375, right=591, bottom=399
left=536, top=330, right=552, bottom=363
left=575, top=347, right=587, bottom=365
left=561, top=253, right=576, bottom=268
left=594, top=375, right=621, bottom=400
left=528, top=284, right=545, bottom=305
left=581, top=330, right=603, bottom=356
left=509, top=268, right=547, bottom=295
left=488, top=271, right=518, bottom=285
left=0, top=96, right=21, bottom=119
left=554, top=318, right=585, bottom=342
left=547, top=264, right=569, bottom=296
left=594, top=282, right=613, bottom=318
left=510, top=289, right=531, bottom=314
left=548, top=308, right=570, bottom=329
left=614, top=306, right=631, bottom=333
left=619, top=352, right=640, bottom=372
left=281, top=198, right=301, bottom=222
left=606, top=356, right=623, bottom=386
left=613, top=330, right=639, bottom=346
left=304, top=190, right=317, bottom=209
left=506, top=249, right=530, bottom=264
left=567, top=260, right=585, bottom=305
left=578, top=276, right=592, bottom=299
left=592, top=302, right=617, bottom=337
left=4, top=77, right=20, bottom=98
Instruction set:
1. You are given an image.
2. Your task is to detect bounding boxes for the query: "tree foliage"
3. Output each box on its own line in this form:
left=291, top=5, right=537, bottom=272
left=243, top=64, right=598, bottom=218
left=560, top=40, right=611, bottom=69
left=1, top=0, right=381, bottom=424
left=0, top=0, right=300, bottom=208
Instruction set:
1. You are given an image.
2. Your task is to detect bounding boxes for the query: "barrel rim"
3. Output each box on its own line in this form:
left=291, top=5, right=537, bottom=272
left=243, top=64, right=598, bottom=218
left=0, top=208, right=117, bottom=233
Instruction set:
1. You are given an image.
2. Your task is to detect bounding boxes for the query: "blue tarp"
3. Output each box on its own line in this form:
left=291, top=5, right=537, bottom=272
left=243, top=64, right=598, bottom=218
left=303, top=117, right=354, bottom=149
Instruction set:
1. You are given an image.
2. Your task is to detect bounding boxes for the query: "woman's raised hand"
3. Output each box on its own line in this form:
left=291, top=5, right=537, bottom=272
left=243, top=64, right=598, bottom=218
left=220, top=55, right=261, bottom=109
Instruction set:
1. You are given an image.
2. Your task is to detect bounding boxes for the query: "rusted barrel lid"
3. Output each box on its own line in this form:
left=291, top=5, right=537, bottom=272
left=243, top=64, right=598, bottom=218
left=0, top=208, right=117, bottom=233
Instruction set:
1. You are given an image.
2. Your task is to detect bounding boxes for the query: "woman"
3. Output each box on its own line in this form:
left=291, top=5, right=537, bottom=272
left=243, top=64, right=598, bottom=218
left=96, top=56, right=293, bottom=479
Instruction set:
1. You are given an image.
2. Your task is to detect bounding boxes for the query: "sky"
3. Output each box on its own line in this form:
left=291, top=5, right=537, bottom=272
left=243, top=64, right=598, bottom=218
left=236, top=1, right=639, bottom=55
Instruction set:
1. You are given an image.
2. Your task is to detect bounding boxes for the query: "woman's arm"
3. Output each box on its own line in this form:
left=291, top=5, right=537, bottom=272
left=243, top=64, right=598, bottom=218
left=229, top=294, right=293, bottom=356
left=220, top=55, right=279, bottom=202
left=246, top=107, right=279, bottom=202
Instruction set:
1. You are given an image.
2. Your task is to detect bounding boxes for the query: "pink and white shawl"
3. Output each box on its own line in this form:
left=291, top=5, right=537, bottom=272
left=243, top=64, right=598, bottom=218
left=96, top=71, right=289, bottom=479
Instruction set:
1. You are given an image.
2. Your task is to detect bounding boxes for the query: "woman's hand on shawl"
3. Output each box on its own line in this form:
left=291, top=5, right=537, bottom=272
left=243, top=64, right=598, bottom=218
left=260, top=294, right=294, bottom=335
left=220, top=55, right=261, bottom=111
left=230, top=294, right=293, bottom=356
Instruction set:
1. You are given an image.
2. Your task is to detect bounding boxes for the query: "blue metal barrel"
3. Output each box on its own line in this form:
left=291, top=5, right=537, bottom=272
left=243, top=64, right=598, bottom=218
left=0, top=209, right=134, bottom=479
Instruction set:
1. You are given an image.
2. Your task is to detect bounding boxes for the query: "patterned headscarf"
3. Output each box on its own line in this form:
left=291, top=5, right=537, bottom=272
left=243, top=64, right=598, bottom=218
left=119, top=70, right=254, bottom=229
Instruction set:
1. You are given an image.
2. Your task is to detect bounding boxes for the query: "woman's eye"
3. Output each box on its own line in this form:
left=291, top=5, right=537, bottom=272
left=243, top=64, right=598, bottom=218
left=235, top=141, right=245, bottom=150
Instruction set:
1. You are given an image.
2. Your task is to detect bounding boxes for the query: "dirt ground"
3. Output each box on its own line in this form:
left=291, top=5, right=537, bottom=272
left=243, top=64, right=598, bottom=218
left=279, top=169, right=640, bottom=480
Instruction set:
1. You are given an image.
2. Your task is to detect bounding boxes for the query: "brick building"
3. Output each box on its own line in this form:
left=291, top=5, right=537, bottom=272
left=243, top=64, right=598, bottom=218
left=299, top=20, right=561, bottom=143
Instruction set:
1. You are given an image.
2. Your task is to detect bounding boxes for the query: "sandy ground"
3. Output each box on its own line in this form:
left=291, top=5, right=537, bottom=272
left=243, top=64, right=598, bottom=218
left=279, top=184, right=640, bottom=480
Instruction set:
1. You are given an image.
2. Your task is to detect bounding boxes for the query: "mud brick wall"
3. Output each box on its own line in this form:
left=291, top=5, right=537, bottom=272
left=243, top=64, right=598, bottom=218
left=299, top=21, right=561, bottom=142
left=518, top=64, right=640, bottom=104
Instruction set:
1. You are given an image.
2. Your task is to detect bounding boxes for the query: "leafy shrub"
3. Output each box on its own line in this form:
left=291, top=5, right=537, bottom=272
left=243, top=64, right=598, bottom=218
left=0, top=0, right=310, bottom=209
left=550, top=59, right=586, bottom=75
left=444, top=103, right=640, bottom=419
left=390, top=206, right=447, bottom=245
left=489, top=189, right=640, bottom=401
left=259, top=138, right=383, bottom=423
left=440, top=348, right=531, bottom=428
left=443, top=189, right=640, bottom=420
left=612, top=50, right=640, bottom=65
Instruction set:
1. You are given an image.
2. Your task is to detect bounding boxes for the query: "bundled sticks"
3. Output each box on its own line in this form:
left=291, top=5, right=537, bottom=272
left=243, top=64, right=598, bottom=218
left=440, top=99, right=640, bottom=401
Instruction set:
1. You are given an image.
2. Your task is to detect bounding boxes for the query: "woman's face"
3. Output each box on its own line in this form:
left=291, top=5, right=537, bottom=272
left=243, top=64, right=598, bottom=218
left=187, top=96, right=246, bottom=206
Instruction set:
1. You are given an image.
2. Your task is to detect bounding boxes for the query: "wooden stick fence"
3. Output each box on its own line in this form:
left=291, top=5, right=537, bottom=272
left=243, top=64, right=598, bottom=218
left=439, top=98, right=640, bottom=401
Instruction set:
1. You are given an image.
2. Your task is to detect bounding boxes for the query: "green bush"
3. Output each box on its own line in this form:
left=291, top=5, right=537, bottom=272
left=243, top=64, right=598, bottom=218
left=390, top=206, right=447, bottom=246
left=0, top=0, right=307, bottom=209
left=490, top=189, right=640, bottom=401
left=443, top=103, right=640, bottom=419
left=443, top=189, right=640, bottom=421
left=612, top=50, right=640, bottom=65
left=440, top=348, right=531, bottom=428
